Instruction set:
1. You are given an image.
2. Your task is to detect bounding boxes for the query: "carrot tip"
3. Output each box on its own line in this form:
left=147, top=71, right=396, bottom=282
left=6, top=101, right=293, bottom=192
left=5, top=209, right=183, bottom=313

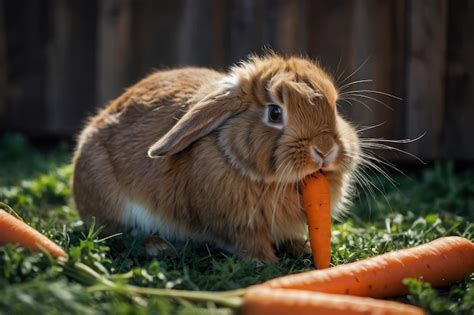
left=0, top=209, right=66, bottom=258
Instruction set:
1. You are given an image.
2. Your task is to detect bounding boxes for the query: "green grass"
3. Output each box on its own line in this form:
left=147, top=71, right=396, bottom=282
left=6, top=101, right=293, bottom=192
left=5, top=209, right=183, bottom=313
left=0, top=132, right=473, bottom=315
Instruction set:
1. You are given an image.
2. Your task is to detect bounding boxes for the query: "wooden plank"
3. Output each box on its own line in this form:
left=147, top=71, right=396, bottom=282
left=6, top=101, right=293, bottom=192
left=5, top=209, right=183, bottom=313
left=347, top=0, right=407, bottom=161
left=128, top=1, right=185, bottom=80
left=212, top=0, right=226, bottom=67
left=227, top=0, right=261, bottom=63
left=405, top=0, right=447, bottom=159
left=177, top=0, right=225, bottom=67
left=392, top=0, right=408, bottom=139
left=177, top=0, right=213, bottom=66
left=349, top=0, right=393, bottom=138
left=0, top=0, right=6, bottom=123
left=97, top=0, right=132, bottom=107
left=444, top=0, right=474, bottom=160
left=306, top=1, right=354, bottom=76
left=277, top=0, right=306, bottom=54
left=2, top=0, right=49, bottom=134
left=45, top=0, right=97, bottom=135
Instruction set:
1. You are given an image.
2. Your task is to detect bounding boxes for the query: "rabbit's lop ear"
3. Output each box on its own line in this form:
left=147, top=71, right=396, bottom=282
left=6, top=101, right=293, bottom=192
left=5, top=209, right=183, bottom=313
left=148, top=89, right=244, bottom=157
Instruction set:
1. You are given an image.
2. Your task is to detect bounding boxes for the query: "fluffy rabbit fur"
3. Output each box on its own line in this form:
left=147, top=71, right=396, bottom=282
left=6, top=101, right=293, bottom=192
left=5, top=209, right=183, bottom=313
left=72, top=54, right=360, bottom=262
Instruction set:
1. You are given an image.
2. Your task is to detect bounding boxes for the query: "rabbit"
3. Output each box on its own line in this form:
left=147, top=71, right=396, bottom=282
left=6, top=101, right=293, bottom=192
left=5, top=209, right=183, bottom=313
left=72, top=54, right=361, bottom=263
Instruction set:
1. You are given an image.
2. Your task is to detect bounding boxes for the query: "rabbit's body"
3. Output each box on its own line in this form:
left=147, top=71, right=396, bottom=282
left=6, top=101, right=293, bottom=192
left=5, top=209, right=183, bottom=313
left=73, top=55, right=360, bottom=262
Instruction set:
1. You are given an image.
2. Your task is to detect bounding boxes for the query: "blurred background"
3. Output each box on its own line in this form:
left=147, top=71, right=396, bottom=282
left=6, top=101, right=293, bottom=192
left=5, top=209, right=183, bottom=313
left=0, top=0, right=472, bottom=162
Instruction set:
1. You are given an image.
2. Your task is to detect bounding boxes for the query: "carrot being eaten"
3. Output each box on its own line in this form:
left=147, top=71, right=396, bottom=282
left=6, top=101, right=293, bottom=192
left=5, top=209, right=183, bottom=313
left=302, top=172, right=331, bottom=269
left=259, top=236, right=474, bottom=298
left=0, top=209, right=66, bottom=258
left=243, top=287, right=425, bottom=315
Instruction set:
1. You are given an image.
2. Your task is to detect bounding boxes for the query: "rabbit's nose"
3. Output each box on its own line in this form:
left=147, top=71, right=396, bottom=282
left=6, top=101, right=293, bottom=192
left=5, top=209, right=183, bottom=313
left=310, top=144, right=339, bottom=168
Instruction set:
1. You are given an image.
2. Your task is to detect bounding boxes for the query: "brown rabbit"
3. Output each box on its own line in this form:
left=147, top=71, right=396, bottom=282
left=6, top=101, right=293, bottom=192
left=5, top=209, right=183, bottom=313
left=72, top=54, right=360, bottom=262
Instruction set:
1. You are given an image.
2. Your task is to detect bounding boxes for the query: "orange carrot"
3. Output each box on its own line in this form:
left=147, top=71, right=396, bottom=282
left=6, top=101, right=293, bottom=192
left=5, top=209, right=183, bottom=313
left=0, top=209, right=66, bottom=258
left=260, top=236, right=474, bottom=298
left=303, top=172, right=331, bottom=269
left=243, top=287, right=425, bottom=315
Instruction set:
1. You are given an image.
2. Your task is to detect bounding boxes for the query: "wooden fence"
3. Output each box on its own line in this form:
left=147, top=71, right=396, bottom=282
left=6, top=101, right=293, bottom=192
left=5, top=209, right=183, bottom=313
left=0, top=0, right=472, bottom=161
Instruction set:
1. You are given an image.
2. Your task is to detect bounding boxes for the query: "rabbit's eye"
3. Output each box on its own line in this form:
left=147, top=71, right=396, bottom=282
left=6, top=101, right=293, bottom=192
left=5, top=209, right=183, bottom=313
left=268, top=104, right=283, bottom=124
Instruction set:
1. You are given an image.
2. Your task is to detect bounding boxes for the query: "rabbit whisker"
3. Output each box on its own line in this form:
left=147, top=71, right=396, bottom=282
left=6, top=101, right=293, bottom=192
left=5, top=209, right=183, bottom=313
left=338, top=79, right=373, bottom=93
left=337, top=57, right=370, bottom=87
left=340, top=96, right=373, bottom=112
left=340, top=89, right=402, bottom=100
left=355, top=122, right=386, bottom=134
left=341, top=93, right=393, bottom=110
left=360, top=142, right=425, bottom=164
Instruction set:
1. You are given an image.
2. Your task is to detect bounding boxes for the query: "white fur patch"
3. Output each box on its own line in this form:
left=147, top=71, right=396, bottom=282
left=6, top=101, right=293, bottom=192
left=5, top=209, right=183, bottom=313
left=324, top=144, right=339, bottom=166
left=122, top=200, right=177, bottom=239
left=219, top=74, right=240, bottom=89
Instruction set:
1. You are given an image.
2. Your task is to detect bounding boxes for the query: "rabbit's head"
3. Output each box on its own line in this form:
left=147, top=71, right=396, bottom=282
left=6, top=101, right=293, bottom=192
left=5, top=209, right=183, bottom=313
left=148, top=55, right=360, bottom=185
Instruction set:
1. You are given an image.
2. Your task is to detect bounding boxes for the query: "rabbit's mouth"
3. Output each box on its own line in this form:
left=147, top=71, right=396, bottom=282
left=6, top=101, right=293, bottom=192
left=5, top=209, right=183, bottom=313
left=270, top=145, right=342, bottom=184
left=270, top=164, right=323, bottom=185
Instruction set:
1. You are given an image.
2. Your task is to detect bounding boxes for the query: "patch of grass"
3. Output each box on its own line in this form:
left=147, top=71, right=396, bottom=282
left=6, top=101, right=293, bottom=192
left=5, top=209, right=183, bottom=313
left=0, top=133, right=473, bottom=314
